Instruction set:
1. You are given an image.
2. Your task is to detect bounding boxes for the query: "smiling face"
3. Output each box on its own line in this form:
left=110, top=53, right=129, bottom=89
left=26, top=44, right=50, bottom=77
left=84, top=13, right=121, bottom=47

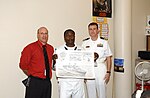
left=37, top=27, right=48, bottom=45
left=64, top=30, right=75, bottom=47
left=88, top=25, right=99, bottom=37
left=88, top=24, right=99, bottom=41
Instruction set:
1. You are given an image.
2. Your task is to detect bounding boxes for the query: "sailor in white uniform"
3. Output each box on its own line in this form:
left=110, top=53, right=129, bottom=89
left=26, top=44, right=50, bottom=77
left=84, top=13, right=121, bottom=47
left=82, top=22, right=112, bottom=98
left=53, top=29, right=85, bottom=98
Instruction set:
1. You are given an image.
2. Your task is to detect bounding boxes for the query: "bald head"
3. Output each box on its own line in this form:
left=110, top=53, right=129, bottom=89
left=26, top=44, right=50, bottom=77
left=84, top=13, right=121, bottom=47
left=37, top=27, right=48, bottom=34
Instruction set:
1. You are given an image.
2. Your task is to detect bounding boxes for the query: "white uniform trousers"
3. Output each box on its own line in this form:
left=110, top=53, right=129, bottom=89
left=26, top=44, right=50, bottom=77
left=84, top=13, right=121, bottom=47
left=58, top=79, right=85, bottom=98
left=86, top=63, right=106, bottom=98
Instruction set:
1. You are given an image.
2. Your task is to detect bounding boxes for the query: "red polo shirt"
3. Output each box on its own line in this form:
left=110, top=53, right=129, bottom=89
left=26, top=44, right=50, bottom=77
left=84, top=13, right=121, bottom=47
left=19, top=40, right=54, bottom=79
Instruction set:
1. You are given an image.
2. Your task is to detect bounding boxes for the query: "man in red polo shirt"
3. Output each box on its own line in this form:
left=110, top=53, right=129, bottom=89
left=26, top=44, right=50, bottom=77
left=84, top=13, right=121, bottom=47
left=19, top=27, right=54, bottom=98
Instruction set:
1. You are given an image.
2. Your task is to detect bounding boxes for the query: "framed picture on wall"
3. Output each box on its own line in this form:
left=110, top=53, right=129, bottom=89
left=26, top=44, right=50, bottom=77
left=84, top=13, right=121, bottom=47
left=92, top=0, right=112, bottom=18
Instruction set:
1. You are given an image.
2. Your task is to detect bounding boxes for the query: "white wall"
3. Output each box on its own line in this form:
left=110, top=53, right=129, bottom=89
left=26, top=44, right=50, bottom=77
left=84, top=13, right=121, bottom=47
left=0, top=0, right=114, bottom=98
left=132, top=0, right=150, bottom=91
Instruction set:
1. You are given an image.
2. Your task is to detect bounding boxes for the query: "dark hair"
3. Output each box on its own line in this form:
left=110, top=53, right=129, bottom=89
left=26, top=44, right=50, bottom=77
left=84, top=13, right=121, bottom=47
left=64, top=29, right=75, bottom=36
left=88, top=22, right=98, bottom=29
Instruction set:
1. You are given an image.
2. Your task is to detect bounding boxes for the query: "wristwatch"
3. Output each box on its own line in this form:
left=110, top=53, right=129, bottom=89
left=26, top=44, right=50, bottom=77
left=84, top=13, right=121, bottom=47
left=106, top=71, right=111, bottom=74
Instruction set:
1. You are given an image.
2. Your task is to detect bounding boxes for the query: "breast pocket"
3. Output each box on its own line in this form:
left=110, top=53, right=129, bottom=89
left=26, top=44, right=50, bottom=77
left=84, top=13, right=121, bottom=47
left=96, top=48, right=105, bottom=58
left=84, top=46, right=91, bottom=51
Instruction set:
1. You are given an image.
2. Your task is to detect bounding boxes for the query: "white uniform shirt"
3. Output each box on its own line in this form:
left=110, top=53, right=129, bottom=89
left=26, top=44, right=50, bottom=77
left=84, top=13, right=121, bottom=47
left=82, top=37, right=112, bottom=64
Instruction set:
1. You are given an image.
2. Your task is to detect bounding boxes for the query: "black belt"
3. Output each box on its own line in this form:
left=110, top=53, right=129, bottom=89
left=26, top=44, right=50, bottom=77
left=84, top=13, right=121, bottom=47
left=30, top=76, right=50, bottom=81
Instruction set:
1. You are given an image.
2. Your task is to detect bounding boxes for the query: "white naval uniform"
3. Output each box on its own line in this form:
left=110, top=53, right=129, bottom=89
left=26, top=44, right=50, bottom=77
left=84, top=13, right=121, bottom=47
left=55, top=44, right=85, bottom=98
left=82, top=37, right=112, bottom=98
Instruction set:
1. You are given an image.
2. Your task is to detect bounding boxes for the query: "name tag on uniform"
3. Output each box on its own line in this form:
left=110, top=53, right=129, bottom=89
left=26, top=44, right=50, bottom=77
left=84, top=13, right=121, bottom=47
left=86, top=46, right=90, bottom=48
left=97, top=43, right=103, bottom=47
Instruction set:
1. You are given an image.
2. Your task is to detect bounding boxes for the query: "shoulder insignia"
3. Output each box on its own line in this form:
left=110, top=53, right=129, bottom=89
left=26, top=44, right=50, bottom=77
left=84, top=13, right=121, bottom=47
left=100, top=37, right=108, bottom=40
left=83, top=37, right=90, bottom=41
left=100, top=37, right=105, bottom=39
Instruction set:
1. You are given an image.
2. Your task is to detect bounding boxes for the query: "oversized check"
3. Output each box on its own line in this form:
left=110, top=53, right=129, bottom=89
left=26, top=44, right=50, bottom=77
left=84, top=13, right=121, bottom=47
left=55, top=50, right=95, bottom=79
